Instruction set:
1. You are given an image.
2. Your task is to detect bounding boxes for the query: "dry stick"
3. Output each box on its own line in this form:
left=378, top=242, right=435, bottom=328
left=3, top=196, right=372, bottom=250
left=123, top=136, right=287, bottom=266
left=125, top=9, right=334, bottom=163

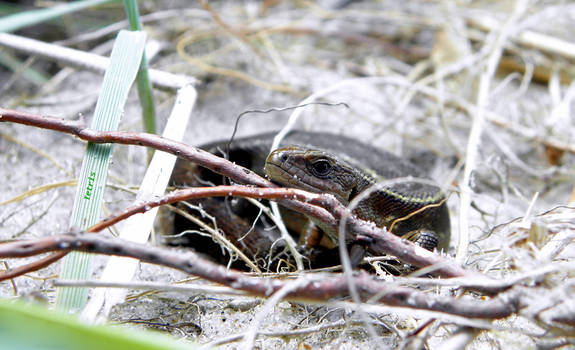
left=467, top=14, right=575, bottom=61
left=0, top=107, right=478, bottom=280
left=277, top=73, right=575, bottom=157
left=0, top=32, right=194, bottom=91
left=0, top=187, right=320, bottom=281
left=175, top=30, right=295, bottom=94
left=53, top=280, right=246, bottom=296
left=167, top=204, right=262, bottom=273
left=198, top=0, right=255, bottom=51
left=0, top=131, right=73, bottom=177
left=102, top=185, right=489, bottom=281
left=0, top=234, right=522, bottom=320
left=92, top=187, right=327, bottom=232
left=456, top=0, right=530, bottom=265
left=0, top=252, right=66, bottom=280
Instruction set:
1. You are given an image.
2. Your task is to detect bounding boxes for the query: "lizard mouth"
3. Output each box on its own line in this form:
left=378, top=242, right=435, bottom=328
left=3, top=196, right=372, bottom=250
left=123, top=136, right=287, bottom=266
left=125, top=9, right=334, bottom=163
left=265, top=150, right=323, bottom=194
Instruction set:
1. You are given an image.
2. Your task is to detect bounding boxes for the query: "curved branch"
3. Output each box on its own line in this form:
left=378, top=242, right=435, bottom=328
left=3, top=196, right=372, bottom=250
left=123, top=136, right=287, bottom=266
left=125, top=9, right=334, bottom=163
left=1, top=107, right=480, bottom=281
left=0, top=234, right=522, bottom=320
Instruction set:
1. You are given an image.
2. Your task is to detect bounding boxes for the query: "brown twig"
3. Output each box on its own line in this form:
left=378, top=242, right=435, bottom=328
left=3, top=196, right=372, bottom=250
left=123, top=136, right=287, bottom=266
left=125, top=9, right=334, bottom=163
left=0, top=252, right=67, bottom=280
left=0, top=234, right=523, bottom=320
left=0, top=107, right=478, bottom=280
left=90, top=186, right=324, bottom=232
left=0, top=108, right=323, bottom=215
left=198, top=0, right=254, bottom=49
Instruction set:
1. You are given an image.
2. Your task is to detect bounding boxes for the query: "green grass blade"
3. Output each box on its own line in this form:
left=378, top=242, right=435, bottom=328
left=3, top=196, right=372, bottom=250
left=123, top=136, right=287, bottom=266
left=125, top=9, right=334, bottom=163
left=123, top=0, right=157, bottom=137
left=0, top=299, right=200, bottom=350
left=0, top=51, right=49, bottom=85
left=56, top=30, right=147, bottom=313
left=0, top=3, right=22, bottom=16
left=135, top=55, right=156, bottom=135
left=0, top=0, right=119, bottom=33
left=122, top=0, right=142, bottom=31
left=82, top=85, right=196, bottom=321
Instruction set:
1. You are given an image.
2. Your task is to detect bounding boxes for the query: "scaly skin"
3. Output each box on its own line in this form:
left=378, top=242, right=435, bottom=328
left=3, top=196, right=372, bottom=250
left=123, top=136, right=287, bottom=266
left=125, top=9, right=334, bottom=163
left=264, top=142, right=451, bottom=251
left=171, top=131, right=451, bottom=265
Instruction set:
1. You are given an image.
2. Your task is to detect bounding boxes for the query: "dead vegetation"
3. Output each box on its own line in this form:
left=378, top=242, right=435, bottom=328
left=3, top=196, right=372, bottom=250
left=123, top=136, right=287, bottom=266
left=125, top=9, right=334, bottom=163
left=1, top=0, right=575, bottom=349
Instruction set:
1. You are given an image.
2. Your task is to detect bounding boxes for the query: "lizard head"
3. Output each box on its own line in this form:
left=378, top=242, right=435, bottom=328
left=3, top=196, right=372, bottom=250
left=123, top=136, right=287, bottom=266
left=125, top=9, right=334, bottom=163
left=265, top=146, right=360, bottom=204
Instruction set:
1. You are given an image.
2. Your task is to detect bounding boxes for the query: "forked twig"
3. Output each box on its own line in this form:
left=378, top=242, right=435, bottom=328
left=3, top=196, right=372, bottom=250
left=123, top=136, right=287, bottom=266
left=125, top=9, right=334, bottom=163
left=0, top=107, right=478, bottom=280
left=0, top=234, right=523, bottom=320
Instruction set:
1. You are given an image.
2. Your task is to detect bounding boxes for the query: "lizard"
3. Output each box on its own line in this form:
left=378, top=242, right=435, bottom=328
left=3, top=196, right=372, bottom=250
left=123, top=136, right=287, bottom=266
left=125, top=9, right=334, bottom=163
left=170, top=131, right=450, bottom=268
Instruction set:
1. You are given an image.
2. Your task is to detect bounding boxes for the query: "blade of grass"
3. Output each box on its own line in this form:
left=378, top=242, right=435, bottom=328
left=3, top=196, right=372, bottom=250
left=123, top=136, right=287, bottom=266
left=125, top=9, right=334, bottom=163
left=56, top=30, right=147, bottom=313
left=123, top=0, right=157, bottom=156
left=0, top=0, right=119, bottom=33
left=0, top=3, right=22, bottom=16
left=0, top=51, right=49, bottom=86
left=0, top=299, right=200, bottom=350
left=81, top=84, right=196, bottom=322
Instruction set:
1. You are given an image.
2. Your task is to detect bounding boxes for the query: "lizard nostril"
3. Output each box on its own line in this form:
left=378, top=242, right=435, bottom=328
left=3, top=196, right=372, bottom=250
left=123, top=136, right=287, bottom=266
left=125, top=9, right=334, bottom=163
left=281, top=154, right=288, bottom=162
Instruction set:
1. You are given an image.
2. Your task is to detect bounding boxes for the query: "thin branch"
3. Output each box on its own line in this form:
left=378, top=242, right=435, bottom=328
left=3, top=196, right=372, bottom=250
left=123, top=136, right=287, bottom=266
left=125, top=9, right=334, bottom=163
left=456, top=0, right=530, bottom=264
left=0, top=107, right=485, bottom=280
left=0, top=33, right=195, bottom=90
left=467, top=14, right=575, bottom=61
left=0, top=252, right=67, bottom=280
left=166, top=204, right=262, bottom=273
left=53, top=280, right=247, bottom=296
left=0, top=107, right=329, bottom=220
left=0, top=234, right=523, bottom=320
left=98, top=184, right=486, bottom=280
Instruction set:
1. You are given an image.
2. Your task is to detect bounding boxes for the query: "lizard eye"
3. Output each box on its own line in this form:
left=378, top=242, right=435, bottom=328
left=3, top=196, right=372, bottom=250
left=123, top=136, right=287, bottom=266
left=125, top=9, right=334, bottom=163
left=311, top=159, right=332, bottom=177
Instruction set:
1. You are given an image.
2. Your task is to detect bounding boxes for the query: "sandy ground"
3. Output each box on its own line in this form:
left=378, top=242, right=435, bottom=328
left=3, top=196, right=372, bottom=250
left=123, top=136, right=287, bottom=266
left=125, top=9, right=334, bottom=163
left=1, top=1, right=575, bottom=349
